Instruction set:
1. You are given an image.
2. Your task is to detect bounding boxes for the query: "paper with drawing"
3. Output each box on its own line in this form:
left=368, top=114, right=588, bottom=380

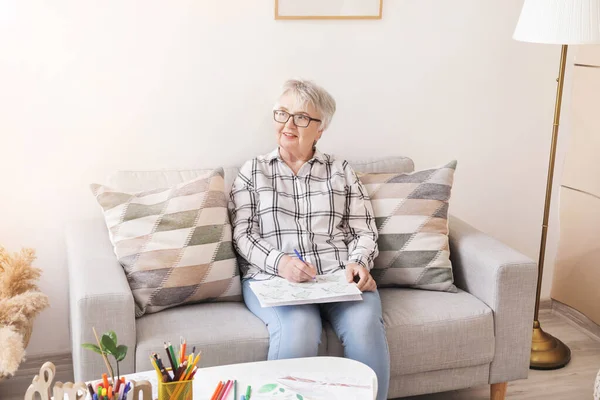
left=249, top=270, right=363, bottom=307
left=249, top=375, right=373, bottom=400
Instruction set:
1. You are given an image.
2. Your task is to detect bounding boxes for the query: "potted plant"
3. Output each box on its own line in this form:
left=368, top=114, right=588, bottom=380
left=83, top=328, right=128, bottom=381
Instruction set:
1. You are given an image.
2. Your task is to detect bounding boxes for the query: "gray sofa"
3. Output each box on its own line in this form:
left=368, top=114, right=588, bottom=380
left=66, top=156, right=537, bottom=399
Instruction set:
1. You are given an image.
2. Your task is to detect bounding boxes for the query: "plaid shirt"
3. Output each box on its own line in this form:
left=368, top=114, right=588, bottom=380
left=229, top=148, right=379, bottom=280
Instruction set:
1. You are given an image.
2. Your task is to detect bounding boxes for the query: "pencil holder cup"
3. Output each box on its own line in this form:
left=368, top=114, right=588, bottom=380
left=158, top=379, right=193, bottom=400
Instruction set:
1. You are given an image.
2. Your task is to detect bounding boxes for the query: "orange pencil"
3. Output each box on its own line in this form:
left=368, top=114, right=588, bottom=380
left=210, top=381, right=223, bottom=400
left=181, top=339, right=187, bottom=364
left=107, top=386, right=113, bottom=399
left=102, top=373, right=109, bottom=391
left=215, top=380, right=229, bottom=400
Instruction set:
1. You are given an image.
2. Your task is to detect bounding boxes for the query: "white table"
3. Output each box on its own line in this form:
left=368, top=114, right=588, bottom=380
left=123, top=357, right=377, bottom=400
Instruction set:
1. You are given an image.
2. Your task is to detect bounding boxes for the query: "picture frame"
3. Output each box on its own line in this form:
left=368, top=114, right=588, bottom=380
left=274, top=0, right=383, bottom=20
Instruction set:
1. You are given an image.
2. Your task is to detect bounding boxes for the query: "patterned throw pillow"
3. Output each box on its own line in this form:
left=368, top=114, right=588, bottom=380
left=358, top=161, right=458, bottom=292
left=90, top=168, right=241, bottom=317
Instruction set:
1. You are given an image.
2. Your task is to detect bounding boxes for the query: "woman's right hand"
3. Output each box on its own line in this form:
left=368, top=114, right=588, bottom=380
left=278, top=255, right=317, bottom=283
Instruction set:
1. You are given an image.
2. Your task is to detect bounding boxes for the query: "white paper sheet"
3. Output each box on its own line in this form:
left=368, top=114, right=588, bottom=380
left=249, top=271, right=363, bottom=307
left=241, top=374, right=373, bottom=400
left=276, top=375, right=373, bottom=400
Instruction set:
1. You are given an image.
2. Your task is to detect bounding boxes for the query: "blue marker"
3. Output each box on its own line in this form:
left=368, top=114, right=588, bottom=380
left=294, top=249, right=316, bottom=280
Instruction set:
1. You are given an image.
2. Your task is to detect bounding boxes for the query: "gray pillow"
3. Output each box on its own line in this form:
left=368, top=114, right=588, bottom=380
left=358, top=161, right=458, bottom=292
left=90, top=168, right=242, bottom=316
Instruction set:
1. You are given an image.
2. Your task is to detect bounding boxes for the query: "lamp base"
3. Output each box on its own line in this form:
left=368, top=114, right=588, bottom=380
left=530, top=320, right=571, bottom=370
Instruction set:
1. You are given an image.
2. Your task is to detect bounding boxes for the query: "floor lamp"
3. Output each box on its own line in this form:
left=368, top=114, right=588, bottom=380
left=513, top=0, right=600, bottom=370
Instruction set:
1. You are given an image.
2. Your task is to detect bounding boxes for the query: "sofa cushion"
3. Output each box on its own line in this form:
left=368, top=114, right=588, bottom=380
left=137, top=288, right=494, bottom=377
left=90, top=168, right=242, bottom=317
left=135, top=302, right=329, bottom=372
left=105, top=156, right=415, bottom=195
left=107, top=167, right=242, bottom=197
left=349, top=156, right=414, bottom=175
left=326, top=288, right=495, bottom=376
left=358, top=161, right=458, bottom=292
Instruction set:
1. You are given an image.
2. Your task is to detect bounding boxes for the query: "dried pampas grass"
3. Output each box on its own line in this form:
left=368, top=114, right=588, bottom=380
left=0, top=246, right=41, bottom=298
left=0, top=292, right=49, bottom=332
left=0, top=245, right=48, bottom=377
left=0, top=325, right=26, bottom=377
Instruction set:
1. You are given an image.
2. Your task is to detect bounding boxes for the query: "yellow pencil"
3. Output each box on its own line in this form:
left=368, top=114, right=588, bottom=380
left=189, top=354, right=200, bottom=374
left=150, top=357, right=162, bottom=381
left=184, top=355, right=199, bottom=380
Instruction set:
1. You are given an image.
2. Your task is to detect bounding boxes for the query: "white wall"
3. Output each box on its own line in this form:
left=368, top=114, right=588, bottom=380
left=0, top=0, right=568, bottom=357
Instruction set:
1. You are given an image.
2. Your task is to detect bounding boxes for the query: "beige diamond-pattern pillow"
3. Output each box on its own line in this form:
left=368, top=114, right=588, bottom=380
left=91, top=168, right=241, bottom=317
left=358, top=161, right=458, bottom=292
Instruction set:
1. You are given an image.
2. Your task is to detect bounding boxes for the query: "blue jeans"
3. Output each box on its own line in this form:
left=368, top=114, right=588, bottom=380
left=242, top=279, right=390, bottom=400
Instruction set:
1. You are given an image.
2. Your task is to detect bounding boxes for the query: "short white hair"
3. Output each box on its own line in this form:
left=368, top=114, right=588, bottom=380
left=277, top=79, right=337, bottom=131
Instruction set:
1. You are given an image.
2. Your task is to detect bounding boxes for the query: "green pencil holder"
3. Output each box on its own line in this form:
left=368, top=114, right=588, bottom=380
left=158, top=379, right=193, bottom=400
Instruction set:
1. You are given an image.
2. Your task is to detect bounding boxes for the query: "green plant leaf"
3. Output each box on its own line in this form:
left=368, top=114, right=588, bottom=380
left=101, top=334, right=118, bottom=355
left=115, top=345, right=128, bottom=362
left=296, top=395, right=303, bottom=400
left=81, top=343, right=102, bottom=354
left=107, top=330, right=117, bottom=344
left=258, top=384, right=278, bottom=393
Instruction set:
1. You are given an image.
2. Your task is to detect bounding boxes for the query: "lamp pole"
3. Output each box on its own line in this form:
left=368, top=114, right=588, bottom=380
left=530, top=44, right=571, bottom=370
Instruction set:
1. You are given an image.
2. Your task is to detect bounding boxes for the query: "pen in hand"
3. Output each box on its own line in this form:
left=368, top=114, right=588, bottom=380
left=294, top=249, right=316, bottom=281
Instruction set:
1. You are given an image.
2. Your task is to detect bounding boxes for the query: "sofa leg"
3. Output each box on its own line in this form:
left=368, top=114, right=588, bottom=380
left=490, top=382, right=507, bottom=400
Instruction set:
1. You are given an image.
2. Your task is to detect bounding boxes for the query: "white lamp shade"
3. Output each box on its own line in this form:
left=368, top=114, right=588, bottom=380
left=513, top=0, right=600, bottom=44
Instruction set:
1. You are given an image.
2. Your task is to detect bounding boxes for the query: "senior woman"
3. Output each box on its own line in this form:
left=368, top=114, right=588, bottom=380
left=229, top=79, right=390, bottom=400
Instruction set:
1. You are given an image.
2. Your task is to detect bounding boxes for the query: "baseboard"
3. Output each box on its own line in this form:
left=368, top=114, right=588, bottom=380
left=24, top=347, right=72, bottom=359
left=0, top=352, right=73, bottom=399
left=550, top=299, right=600, bottom=342
left=18, top=351, right=73, bottom=379
left=539, top=299, right=553, bottom=311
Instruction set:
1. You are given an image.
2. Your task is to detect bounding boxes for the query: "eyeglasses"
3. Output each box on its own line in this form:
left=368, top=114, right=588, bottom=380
left=273, top=110, right=321, bottom=128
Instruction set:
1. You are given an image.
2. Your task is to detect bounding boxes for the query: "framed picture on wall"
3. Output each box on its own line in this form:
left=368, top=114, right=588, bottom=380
left=275, top=0, right=383, bottom=20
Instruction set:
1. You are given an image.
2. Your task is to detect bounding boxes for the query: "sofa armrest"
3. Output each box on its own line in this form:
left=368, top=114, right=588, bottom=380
left=66, top=219, right=136, bottom=382
left=448, top=215, right=537, bottom=384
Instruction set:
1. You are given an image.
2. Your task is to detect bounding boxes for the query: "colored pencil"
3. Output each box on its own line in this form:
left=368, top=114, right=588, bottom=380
left=181, top=337, right=187, bottom=364
left=154, top=354, right=172, bottom=381
left=217, top=380, right=230, bottom=400
left=233, top=380, right=237, bottom=400
left=164, top=342, right=178, bottom=376
left=210, top=381, right=224, bottom=400
left=220, top=380, right=234, bottom=400
left=168, top=342, right=179, bottom=369
left=174, top=360, right=187, bottom=381
left=150, top=357, right=161, bottom=376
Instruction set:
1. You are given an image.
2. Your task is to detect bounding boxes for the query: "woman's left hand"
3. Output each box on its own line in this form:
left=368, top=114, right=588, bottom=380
left=345, top=263, right=377, bottom=292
